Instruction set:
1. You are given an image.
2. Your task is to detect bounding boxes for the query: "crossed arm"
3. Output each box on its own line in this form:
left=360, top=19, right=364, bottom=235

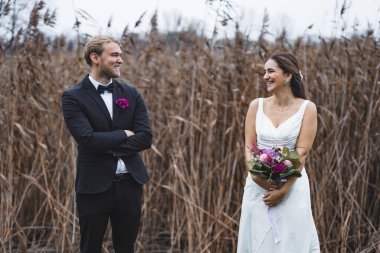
left=61, top=90, right=152, bottom=157
left=112, top=91, right=152, bottom=157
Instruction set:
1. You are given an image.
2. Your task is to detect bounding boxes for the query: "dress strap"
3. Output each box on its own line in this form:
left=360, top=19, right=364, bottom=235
left=258, top=98, right=264, bottom=112
left=298, top=100, right=309, bottom=116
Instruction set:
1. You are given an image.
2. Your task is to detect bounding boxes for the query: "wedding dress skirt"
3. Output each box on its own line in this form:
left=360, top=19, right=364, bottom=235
left=237, top=98, right=320, bottom=252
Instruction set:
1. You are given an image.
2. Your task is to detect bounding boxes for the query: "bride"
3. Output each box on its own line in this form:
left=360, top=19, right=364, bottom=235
left=237, top=53, right=320, bottom=252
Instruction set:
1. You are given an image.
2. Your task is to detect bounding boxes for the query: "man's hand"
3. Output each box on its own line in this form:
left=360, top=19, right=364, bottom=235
left=124, top=130, right=135, bottom=137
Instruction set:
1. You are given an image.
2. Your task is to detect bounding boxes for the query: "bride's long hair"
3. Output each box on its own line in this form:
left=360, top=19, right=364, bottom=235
left=270, top=53, right=306, bottom=99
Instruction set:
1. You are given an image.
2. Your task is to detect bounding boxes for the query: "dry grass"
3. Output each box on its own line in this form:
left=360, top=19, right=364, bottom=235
left=1, top=3, right=380, bottom=253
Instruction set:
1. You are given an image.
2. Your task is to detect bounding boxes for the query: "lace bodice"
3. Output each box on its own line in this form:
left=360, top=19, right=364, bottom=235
left=256, top=98, right=309, bottom=150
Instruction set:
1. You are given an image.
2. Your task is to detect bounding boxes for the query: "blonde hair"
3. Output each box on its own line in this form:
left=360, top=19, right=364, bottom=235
left=83, top=36, right=121, bottom=66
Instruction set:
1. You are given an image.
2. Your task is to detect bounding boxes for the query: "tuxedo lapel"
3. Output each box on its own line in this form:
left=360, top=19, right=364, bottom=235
left=112, top=81, right=122, bottom=124
left=83, top=76, right=113, bottom=125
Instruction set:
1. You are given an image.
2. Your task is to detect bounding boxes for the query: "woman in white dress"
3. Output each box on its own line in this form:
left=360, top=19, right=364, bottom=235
left=237, top=53, right=320, bottom=252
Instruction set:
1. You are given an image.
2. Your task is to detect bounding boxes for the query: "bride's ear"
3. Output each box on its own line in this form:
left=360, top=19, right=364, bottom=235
left=283, top=73, right=292, bottom=85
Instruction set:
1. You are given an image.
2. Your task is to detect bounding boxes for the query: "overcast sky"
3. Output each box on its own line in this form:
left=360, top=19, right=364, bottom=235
left=45, top=0, right=380, bottom=39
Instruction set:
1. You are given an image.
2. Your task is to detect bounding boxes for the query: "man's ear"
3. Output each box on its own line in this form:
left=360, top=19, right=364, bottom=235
left=90, top=52, right=99, bottom=65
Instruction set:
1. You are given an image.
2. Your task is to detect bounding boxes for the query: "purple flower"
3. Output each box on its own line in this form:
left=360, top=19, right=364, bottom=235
left=260, top=148, right=279, bottom=159
left=115, top=98, right=129, bottom=109
left=273, top=163, right=285, bottom=174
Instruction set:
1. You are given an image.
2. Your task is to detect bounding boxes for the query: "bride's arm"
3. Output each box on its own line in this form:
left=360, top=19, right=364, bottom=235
left=244, top=99, right=258, bottom=161
left=263, top=102, right=318, bottom=206
left=283, top=102, right=317, bottom=191
left=245, top=99, right=275, bottom=190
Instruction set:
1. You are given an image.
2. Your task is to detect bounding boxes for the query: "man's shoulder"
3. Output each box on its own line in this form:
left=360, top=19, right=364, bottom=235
left=114, top=79, right=135, bottom=89
left=64, top=83, right=81, bottom=92
left=63, top=76, right=88, bottom=95
left=114, top=79, right=139, bottom=95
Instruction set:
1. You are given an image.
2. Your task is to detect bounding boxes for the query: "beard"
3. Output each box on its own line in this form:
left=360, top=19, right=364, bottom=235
left=99, top=62, right=120, bottom=79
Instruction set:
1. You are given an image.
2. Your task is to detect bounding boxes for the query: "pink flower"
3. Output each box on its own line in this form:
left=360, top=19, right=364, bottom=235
left=259, top=154, right=269, bottom=163
left=284, top=160, right=292, bottom=166
left=115, top=98, right=129, bottom=109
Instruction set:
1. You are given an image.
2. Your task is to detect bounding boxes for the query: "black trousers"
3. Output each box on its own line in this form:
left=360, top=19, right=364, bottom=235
left=76, top=174, right=142, bottom=253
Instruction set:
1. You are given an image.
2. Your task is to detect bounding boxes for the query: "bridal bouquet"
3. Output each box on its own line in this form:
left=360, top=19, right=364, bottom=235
left=247, top=145, right=301, bottom=185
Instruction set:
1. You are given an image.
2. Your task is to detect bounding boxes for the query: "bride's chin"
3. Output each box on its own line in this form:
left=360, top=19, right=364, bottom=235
left=267, top=84, right=281, bottom=93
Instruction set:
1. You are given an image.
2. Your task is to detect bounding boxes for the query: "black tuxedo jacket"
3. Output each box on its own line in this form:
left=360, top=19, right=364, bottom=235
left=61, top=75, right=152, bottom=194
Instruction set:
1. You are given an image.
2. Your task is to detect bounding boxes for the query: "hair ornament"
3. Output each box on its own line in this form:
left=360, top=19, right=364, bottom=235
left=299, top=71, right=304, bottom=80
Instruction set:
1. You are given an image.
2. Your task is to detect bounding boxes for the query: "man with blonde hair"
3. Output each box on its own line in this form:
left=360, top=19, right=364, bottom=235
left=61, top=35, right=152, bottom=253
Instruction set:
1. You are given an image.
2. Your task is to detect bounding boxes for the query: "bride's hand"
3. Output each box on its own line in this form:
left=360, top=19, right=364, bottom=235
left=251, top=175, right=278, bottom=190
left=262, top=188, right=286, bottom=207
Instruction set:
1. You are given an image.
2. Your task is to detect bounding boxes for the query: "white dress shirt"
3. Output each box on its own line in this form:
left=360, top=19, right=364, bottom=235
left=89, top=74, right=128, bottom=174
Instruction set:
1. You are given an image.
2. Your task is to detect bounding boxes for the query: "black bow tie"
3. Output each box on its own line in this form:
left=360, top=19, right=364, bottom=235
left=97, top=83, right=114, bottom=94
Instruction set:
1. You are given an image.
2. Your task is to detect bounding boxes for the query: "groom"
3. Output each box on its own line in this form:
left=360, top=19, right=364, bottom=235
left=61, top=36, right=152, bottom=253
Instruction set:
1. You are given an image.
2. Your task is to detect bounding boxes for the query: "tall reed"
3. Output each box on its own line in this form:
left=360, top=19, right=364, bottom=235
left=1, top=5, right=379, bottom=253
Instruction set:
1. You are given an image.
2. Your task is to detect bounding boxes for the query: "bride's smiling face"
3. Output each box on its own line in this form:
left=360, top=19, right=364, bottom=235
left=263, top=59, right=289, bottom=92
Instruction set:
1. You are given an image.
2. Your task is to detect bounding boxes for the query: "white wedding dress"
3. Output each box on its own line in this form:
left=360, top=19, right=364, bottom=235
left=237, top=98, right=320, bottom=253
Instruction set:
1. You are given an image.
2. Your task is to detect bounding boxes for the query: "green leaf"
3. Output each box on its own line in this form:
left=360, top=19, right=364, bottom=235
left=279, top=170, right=302, bottom=178
left=293, top=161, right=301, bottom=169
left=247, top=160, right=262, bottom=170
left=282, top=146, right=290, bottom=156
left=249, top=169, right=267, bottom=178
left=262, top=163, right=272, bottom=170
left=288, top=150, right=299, bottom=160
